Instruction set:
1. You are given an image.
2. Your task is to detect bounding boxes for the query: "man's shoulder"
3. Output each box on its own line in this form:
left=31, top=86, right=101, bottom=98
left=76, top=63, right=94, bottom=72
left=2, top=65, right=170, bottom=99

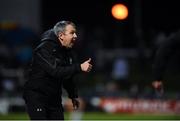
left=34, top=40, right=56, bottom=51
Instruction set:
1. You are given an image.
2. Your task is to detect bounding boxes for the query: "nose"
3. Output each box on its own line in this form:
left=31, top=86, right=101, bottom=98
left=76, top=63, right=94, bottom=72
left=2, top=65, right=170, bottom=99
left=74, top=33, right=77, bottom=38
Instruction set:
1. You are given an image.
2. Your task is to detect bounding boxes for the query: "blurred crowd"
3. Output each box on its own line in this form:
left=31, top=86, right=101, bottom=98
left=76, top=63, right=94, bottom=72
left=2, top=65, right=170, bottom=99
left=0, top=22, right=39, bottom=97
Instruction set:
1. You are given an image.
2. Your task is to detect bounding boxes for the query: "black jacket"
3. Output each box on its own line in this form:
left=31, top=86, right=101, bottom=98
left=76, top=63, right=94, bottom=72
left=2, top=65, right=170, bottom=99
left=152, top=30, right=180, bottom=81
left=23, top=29, right=81, bottom=102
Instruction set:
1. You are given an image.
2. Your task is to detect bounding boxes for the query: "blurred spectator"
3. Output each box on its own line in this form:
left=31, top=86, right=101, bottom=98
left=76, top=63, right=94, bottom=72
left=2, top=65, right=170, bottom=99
left=154, top=31, right=167, bottom=47
left=14, top=45, right=32, bottom=67
left=129, top=83, right=139, bottom=98
left=2, top=78, right=15, bottom=96
left=111, top=57, right=130, bottom=90
left=104, top=82, right=121, bottom=97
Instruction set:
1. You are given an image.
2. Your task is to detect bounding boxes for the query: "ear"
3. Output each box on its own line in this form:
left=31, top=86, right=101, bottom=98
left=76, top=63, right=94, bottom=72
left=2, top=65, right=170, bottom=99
left=58, top=33, right=63, bottom=41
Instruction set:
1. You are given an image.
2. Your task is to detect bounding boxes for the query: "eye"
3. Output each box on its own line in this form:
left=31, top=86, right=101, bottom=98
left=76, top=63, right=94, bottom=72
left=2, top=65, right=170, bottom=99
left=69, top=32, right=73, bottom=35
left=71, top=30, right=76, bottom=34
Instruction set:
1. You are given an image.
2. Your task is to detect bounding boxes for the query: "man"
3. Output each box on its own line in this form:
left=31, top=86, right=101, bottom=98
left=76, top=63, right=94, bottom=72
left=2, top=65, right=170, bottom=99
left=152, top=30, right=180, bottom=94
left=23, top=20, right=92, bottom=120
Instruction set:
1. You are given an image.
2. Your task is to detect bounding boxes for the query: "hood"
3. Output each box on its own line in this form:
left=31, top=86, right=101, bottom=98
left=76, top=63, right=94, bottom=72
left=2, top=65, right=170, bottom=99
left=41, top=29, right=59, bottom=44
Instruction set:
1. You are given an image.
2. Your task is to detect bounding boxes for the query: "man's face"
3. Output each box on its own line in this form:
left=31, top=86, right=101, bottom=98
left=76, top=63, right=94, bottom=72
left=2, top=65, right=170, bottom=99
left=58, top=24, right=77, bottom=48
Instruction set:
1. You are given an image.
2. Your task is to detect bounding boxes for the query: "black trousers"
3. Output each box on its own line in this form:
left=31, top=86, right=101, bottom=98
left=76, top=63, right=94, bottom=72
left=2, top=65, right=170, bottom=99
left=23, top=90, right=64, bottom=120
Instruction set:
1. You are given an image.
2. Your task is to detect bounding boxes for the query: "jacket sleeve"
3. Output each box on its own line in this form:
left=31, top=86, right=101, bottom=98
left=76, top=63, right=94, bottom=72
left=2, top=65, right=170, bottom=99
left=62, top=51, right=80, bottom=98
left=152, top=34, right=179, bottom=81
left=34, top=41, right=81, bottom=79
left=62, top=77, right=78, bottom=98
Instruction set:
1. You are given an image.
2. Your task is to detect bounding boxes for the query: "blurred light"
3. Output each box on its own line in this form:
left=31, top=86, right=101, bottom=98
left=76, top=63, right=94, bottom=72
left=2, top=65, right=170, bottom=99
left=111, top=3, right=128, bottom=20
left=0, top=22, right=18, bottom=29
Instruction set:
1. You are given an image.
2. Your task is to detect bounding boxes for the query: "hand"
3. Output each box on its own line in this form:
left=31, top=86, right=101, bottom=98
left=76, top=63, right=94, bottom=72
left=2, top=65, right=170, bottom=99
left=71, top=98, right=80, bottom=110
left=152, top=80, right=164, bottom=94
left=80, top=58, right=92, bottom=72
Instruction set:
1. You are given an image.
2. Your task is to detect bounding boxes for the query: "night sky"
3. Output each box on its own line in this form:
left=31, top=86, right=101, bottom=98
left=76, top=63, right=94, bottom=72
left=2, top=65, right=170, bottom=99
left=42, top=0, right=135, bottom=31
left=42, top=0, right=180, bottom=31
left=142, top=0, right=180, bottom=32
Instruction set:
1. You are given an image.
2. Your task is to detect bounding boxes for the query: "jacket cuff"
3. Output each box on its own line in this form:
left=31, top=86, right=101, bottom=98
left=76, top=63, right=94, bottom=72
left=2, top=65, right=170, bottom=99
left=75, top=64, right=81, bottom=73
left=69, top=94, right=78, bottom=99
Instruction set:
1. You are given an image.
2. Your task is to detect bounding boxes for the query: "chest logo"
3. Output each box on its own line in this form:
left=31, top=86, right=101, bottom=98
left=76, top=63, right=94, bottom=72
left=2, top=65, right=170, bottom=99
left=69, top=58, right=72, bottom=64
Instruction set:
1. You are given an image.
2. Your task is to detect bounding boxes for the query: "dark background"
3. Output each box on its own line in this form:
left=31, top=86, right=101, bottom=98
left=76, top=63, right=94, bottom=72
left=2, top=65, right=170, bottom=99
left=41, top=0, right=180, bottom=49
left=42, top=0, right=180, bottom=31
left=0, top=0, right=180, bottom=91
left=40, top=0, right=180, bottom=94
left=0, top=0, right=180, bottom=107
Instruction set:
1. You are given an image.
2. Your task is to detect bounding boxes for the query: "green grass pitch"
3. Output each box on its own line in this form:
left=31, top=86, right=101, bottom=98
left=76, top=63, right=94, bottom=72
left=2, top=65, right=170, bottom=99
left=0, top=112, right=180, bottom=120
